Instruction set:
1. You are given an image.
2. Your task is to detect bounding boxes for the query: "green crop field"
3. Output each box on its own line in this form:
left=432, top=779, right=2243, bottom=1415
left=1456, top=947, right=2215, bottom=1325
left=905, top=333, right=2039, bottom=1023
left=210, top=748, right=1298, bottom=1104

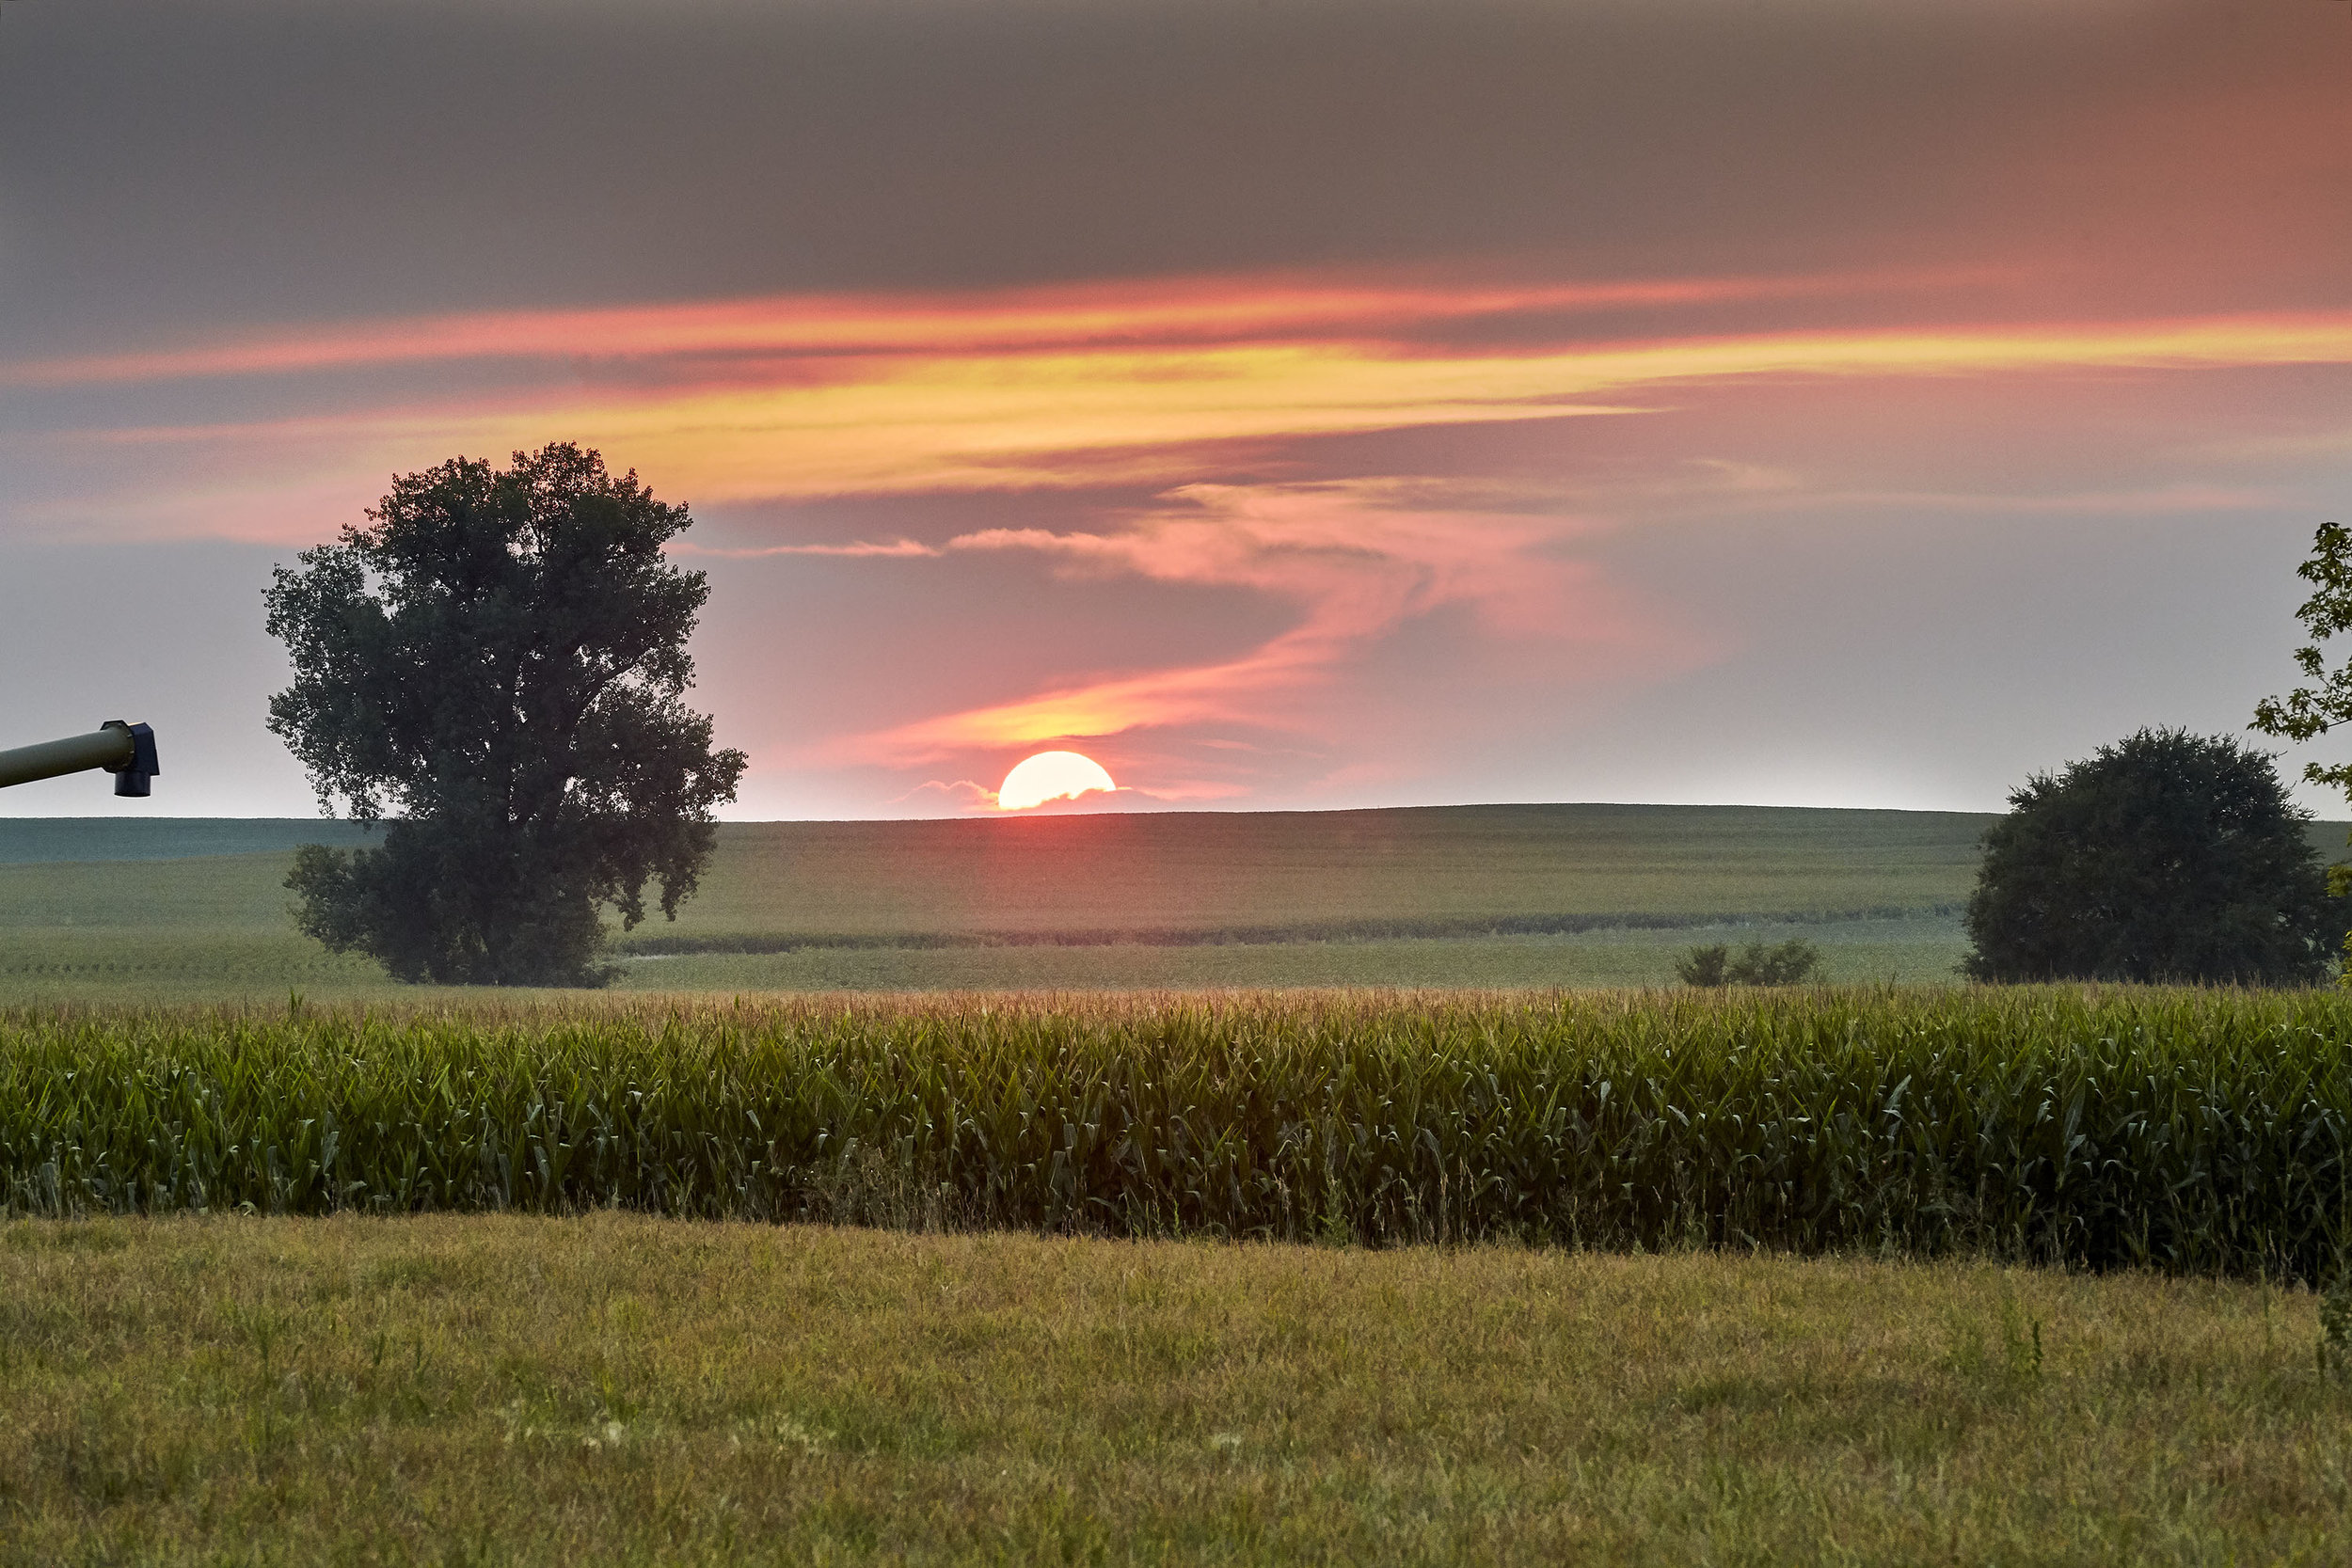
left=0, top=803, right=2037, bottom=998
left=11, top=988, right=2352, bottom=1280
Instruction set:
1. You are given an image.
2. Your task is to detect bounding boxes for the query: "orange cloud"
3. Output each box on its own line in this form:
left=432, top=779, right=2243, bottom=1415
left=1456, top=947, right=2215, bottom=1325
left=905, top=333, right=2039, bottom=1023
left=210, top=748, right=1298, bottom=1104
left=582, top=311, right=2352, bottom=501
left=17, top=261, right=2352, bottom=546
left=2, top=266, right=1986, bottom=388
left=59, top=314, right=2352, bottom=516
left=36, top=307, right=2352, bottom=545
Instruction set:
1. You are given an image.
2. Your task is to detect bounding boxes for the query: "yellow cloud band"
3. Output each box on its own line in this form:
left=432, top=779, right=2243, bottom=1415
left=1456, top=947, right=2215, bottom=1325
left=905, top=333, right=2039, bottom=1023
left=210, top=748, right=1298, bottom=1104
left=319, top=313, right=2352, bottom=501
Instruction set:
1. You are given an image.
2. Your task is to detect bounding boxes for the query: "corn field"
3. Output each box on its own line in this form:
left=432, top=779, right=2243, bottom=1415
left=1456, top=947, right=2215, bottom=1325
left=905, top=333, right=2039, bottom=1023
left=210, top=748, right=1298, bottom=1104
left=5, top=988, right=2351, bottom=1280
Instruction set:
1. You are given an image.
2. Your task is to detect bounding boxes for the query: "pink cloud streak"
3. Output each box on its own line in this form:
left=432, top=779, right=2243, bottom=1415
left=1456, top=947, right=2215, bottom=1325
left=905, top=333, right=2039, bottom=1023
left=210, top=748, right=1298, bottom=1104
left=833, top=481, right=1683, bottom=764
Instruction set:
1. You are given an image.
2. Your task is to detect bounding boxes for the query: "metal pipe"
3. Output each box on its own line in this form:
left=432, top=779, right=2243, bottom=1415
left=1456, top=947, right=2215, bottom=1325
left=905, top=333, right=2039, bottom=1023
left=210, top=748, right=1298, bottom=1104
left=0, top=722, right=156, bottom=793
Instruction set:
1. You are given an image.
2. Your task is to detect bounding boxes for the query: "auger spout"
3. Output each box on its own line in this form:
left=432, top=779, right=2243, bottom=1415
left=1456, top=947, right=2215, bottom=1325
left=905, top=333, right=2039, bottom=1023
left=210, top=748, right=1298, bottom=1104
left=0, top=721, right=161, bottom=796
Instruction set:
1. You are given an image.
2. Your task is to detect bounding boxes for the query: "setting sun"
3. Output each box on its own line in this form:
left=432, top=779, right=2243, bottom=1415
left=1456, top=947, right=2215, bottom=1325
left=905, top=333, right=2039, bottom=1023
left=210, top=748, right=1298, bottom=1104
left=996, top=751, right=1116, bottom=811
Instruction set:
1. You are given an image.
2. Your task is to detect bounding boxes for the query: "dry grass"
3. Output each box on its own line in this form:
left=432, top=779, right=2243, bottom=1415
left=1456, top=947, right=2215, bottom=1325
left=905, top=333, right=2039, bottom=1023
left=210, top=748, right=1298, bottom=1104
left=4, top=1214, right=2349, bottom=1564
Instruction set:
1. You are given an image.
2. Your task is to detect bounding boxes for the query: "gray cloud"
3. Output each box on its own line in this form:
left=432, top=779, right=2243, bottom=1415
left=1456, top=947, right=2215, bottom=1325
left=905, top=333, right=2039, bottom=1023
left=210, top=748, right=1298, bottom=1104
left=3, top=0, right=2340, bottom=357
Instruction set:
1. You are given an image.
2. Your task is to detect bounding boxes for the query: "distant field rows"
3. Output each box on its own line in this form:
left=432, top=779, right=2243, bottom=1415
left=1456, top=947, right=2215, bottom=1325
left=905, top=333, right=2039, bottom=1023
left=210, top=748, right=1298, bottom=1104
left=0, top=917, right=1972, bottom=997
left=0, top=804, right=2000, bottom=996
left=612, top=915, right=1967, bottom=991
left=0, top=805, right=2000, bottom=936
left=0, top=804, right=2338, bottom=997
left=621, top=902, right=1965, bottom=954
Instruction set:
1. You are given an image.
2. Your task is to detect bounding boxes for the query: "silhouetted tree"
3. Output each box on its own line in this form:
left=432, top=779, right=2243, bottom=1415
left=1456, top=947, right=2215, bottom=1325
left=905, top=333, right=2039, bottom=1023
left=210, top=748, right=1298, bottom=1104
left=1963, top=729, right=2340, bottom=985
left=264, top=444, right=746, bottom=986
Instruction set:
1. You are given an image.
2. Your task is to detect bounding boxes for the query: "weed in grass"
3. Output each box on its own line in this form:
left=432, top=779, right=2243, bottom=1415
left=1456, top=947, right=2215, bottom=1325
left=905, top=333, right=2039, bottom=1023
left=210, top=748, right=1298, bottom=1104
left=2320, top=1275, right=2352, bottom=1380
left=1941, top=1293, right=2046, bottom=1400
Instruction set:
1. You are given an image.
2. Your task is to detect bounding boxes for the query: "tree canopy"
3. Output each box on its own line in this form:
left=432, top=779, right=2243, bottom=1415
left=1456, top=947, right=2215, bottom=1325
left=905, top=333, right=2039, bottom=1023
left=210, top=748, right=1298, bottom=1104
left=2254, top=520, right=2352, bottom=792
left=1963, top=729, right=2341, bottom=986
left=264, top=444, right=746, bottom=986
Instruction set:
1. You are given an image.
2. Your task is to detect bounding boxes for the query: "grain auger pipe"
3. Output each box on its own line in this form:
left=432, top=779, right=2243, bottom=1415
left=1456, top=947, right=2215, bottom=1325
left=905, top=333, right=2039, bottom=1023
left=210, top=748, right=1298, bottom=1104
left=0, top=721, right=161, bottom=797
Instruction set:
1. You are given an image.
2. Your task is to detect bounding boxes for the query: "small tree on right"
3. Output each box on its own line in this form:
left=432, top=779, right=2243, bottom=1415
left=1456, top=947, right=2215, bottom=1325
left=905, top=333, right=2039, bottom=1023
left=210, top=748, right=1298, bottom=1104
left=2253, top=520, right=2352, bottom=983
left=1963, top=729, right=2341, bottom=985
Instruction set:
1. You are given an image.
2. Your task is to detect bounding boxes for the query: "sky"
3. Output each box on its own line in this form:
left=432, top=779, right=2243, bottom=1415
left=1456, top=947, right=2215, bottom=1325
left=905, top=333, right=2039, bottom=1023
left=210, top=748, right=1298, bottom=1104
left=2, top=0, right=2349, bottom=820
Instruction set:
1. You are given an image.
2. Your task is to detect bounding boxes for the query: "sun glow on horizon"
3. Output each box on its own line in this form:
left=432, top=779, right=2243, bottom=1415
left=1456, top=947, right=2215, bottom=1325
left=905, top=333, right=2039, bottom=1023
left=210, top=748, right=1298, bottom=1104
left=996, top=751, right=1117, bottom=811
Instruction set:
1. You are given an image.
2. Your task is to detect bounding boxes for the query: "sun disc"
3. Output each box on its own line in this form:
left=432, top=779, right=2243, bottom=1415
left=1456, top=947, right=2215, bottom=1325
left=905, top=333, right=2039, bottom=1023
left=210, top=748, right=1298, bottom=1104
left=997, top=750, right=1116, bottom=811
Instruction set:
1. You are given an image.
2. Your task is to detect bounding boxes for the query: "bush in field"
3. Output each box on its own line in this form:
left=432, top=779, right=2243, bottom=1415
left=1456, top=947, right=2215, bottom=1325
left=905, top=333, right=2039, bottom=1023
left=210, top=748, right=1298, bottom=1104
left=264, top=444, right=745, bottom=987
left=1676, top=938, right=1823, bottom=987
left=1963, top=729, right=2341, bottom=986
left=1675, top=944, right=1730, bottom=987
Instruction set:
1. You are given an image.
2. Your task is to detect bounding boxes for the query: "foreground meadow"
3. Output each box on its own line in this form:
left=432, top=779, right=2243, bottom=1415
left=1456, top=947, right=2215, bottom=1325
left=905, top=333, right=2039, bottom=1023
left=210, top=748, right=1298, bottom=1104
left=6, top=1215, right=2349, bottom=1565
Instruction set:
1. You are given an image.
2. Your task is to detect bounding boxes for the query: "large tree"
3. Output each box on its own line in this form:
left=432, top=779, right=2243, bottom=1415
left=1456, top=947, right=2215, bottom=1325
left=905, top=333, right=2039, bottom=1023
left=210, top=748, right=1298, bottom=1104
left=1963, top=729, right=2341, bottom=985
left=264, top=444, right=746, bottom=986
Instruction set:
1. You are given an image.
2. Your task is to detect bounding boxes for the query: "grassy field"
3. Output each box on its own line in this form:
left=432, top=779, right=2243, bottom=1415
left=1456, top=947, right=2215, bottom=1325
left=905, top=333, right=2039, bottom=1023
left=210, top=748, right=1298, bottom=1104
left=13, top=976, right=2352, bottom=1560
left=6, top=1213, right=2349, bottom=1565
left=0, top=804, right=2006, bottom=997
left=9, top=817, right=2348, bottom=1564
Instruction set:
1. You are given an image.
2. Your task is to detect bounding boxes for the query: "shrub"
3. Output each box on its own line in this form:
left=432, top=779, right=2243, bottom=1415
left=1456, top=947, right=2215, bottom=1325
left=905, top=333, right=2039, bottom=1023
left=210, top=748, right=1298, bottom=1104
left=1677, top=939, right=1823, bottom=987
left=1675, top=944, right=1730, bottom=987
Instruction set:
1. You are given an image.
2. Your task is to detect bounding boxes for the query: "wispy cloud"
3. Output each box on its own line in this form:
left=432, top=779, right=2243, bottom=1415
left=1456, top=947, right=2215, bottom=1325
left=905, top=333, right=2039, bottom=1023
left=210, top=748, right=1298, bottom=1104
left=682, top=538, right=940, bottom=559
left=884, top=775, right=1174, bottom=816
left=1619, top=473, right=2296, bottom=523
left=1807, top=483, right=2290, bottom=517
left=829, top=479, right=1678, bottom=762
left=886, top=778, right=998, bottom=815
